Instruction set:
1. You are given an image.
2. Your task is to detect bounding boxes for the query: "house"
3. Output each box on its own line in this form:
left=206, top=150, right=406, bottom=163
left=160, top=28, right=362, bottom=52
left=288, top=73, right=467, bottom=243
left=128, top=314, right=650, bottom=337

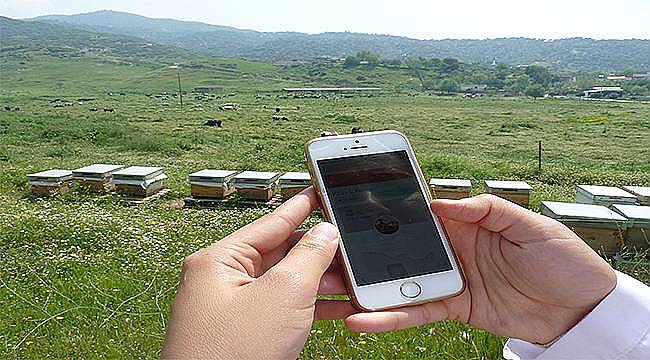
left=583, top=87, right=624, bottom=99
left=461, top=84, right=487, bottom=94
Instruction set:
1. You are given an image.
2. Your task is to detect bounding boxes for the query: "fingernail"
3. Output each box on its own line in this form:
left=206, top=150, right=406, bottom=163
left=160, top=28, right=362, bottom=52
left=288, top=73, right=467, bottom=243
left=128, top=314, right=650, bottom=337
left=310, top=222, right=339, bottom=244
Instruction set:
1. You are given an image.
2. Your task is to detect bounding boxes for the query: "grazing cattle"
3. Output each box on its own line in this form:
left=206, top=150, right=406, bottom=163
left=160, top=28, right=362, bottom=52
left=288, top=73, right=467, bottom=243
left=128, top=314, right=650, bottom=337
left=203, top=119, right=223, bottom=127
left=53, top=104, right=64, bottom=108
left=351, top=127, right=364, bottom=134
left=4, top=106, right=10, bottom=111
left=104, top=108, right=115, bottom=113
left=272, top=116, right=289, bottom=121
left=320, top=131, right=338, bottom=137
left=275, top=107, right=281, bottom=113
left=90, top=108, right=98, bottom=112
left=14, top=107, right=20, bottom=111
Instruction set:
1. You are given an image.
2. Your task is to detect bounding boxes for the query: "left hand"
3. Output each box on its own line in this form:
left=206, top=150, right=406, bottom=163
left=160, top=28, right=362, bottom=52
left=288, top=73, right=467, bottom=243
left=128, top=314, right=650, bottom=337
left=162, top=188, right=357, bottom=359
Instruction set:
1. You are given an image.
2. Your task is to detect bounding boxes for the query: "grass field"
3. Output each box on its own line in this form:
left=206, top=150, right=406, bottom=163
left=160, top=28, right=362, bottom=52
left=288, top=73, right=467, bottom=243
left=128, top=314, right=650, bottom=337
left=1, top=55, right=650, bottom=359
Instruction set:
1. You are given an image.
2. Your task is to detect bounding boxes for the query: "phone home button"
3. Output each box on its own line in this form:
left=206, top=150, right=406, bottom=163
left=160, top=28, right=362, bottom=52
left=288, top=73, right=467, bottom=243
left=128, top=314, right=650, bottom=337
left=400, top=282, right=422, bottom=299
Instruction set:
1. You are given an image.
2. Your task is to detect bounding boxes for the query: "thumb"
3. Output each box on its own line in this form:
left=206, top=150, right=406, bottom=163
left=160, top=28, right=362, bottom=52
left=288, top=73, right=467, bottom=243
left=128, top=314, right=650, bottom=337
left=431, top=194, right=561, bottom=243
left=274, top=222, right=340, bottom=286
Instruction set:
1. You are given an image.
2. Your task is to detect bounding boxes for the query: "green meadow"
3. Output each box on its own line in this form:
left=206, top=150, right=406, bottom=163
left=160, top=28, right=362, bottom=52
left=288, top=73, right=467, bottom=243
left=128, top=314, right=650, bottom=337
left=1, top=54, right=649, bottom=359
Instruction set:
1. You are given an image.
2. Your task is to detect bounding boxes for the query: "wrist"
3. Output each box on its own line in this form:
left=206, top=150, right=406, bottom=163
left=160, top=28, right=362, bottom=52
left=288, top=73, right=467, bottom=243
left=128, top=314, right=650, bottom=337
left=541, top=267, right=617, bottom=345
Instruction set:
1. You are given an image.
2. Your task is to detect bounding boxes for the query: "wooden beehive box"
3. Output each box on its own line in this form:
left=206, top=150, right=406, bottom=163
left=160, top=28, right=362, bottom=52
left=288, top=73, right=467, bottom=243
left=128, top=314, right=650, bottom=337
left=575, top=185, right=637, bottom=207
left=234, top=171, right=280, bottom=202
left=278, top=172, right=312, bottom=200
left=112, top=166, right=167, bottom=198
left=612, top=204, right=650, bottom=250
left=429, top=178, right=472, bottom=200
left=72, top=164, right=125, bottom=190
left=484, top=180, right=533, bottom=208
left=27, top=169, right=73, bottom=196
left=622, top=186, right=650, bottom=206
left=541, top=201, right=628, bottom=255
left=188, top=170, right=239, bottom=199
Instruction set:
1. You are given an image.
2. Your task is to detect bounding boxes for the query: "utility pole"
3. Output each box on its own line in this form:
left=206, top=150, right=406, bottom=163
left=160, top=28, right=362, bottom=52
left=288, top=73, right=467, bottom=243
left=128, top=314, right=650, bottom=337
left=177, top=70, right=183, bottom=110
left=170, top=65, right=183, bottom=110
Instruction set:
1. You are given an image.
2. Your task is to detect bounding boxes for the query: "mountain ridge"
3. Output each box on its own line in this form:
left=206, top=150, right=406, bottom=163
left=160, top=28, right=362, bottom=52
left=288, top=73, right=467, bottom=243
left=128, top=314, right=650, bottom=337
left=23, top=10, right=650, bottom=71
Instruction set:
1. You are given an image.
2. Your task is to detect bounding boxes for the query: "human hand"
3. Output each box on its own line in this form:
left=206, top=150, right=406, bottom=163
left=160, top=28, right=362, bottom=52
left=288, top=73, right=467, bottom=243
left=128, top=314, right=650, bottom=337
left=345, top=194, right=617, bottom=345
left=162, top=188, right=357, bottom=359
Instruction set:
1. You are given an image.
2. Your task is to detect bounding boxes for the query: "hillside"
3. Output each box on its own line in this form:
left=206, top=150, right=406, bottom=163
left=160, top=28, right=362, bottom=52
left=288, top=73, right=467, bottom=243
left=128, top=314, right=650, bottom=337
left=0, top=16, right=195, bottom=65
left=32, top=10, right=650, bottom=72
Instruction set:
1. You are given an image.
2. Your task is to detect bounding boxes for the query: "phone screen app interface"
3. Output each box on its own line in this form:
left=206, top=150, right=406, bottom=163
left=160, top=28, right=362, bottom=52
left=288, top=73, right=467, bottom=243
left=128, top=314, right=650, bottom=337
left=318, top=150, right=452, bottom=286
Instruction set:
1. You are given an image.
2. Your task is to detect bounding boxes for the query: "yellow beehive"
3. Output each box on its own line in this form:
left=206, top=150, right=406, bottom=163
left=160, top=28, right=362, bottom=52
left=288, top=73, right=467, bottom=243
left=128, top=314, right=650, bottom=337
left=189, top=170, right=239, bottom=199
left=278, top=172, right=312, bottom=200
left=612, top=204, right=649, bottom=250
left=429, top=179, right=472, bottom=200
left=485, top=180, right=533, bottom=208
left=234, top=171, right=280, bottom=202
left=541, top=201, right=628, bottom=255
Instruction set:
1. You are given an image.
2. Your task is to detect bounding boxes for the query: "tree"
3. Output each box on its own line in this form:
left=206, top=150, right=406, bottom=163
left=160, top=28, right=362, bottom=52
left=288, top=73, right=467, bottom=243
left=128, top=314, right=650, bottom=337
left=344, top=56, right=360, bottom=68
left=440, top=79, right=460, bottom=94
left=525, top=84, right=545, bottom=99
left=441, top=58, right=460, bottom=72
left=525, top=65, right=554, bottom=85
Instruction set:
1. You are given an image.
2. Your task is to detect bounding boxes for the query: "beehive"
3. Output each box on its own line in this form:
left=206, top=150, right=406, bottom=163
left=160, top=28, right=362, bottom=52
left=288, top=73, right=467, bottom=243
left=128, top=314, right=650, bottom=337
left=612, top=204, right=650, bottom=250
left=541, top=201, right=628, bottom=255
left=72, top=164, right=125, bottom=190
left=575, top=185, right=637, bottom=207
left=112, top=166, right=167, bottom=198
left=622, top=186, right=650, bottom=206
left=234, top=171, right=280, bottom=201
left=278, top=172, right=312, bottom=200
left=484, top=180, right=533, bottom=208
left=188, top=170, right=239, bottom=199
left=429, top=179, right=472, bottom=200
left=27, top=169, right=73, bottom=196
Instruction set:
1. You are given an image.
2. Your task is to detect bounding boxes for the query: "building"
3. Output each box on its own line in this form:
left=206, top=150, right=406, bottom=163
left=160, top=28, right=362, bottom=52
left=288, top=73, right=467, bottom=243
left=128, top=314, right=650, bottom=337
left=193, top=87, right=223, bottom=94
left=606, top=75, right=629, bottom=81
left=583, top=87, right=624, bottom=99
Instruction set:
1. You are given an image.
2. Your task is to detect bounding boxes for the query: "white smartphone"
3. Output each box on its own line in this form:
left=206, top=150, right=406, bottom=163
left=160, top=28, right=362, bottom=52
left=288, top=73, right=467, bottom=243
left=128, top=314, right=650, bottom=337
left=305, top=130, right=465, bottom=311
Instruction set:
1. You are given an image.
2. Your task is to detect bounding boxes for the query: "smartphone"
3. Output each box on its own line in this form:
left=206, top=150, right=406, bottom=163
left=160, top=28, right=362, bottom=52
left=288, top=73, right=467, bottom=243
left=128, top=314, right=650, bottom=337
left=305, top=130, right=465, bottom=311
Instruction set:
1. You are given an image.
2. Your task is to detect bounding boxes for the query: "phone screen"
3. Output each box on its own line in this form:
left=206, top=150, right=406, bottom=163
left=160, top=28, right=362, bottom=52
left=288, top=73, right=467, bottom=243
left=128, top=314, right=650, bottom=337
left=318, top=150, right=453, bottom=286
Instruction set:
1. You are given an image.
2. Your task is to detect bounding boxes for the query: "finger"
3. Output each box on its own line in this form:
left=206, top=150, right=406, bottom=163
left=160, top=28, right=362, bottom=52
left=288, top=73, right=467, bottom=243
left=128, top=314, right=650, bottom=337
left=259, top=229, right=308, bottom=274
left=273, top=222, right=340, bottom=286
left=431, top=194, right=562, bottom=244
left=344, top=301, right=449, bottom=333
left=220, top=187, right=320, bottom=253
left=318, top=271, right=348, bottom=295
left=314, top=300, right=358, bottom=321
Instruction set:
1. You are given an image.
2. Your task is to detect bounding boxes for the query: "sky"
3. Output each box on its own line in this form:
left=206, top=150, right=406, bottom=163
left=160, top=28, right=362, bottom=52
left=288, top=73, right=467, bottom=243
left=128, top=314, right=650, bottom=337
left=2, top=0, right=649, bottom=40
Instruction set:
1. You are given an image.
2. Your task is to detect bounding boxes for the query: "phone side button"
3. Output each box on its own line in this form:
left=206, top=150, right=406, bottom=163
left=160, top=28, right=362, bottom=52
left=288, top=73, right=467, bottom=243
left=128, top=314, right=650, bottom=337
left=399, top=282, right=422, bottom=299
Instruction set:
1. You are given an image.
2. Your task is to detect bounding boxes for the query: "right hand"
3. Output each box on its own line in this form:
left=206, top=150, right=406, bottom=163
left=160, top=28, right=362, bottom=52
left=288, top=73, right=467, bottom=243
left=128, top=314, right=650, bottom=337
left=345, top=194, right=617, bottom=345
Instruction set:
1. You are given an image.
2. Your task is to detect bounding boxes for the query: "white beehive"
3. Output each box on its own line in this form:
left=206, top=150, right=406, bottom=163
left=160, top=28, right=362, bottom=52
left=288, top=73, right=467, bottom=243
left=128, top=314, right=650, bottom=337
left=27, top=169, right=74, bottom=196
left=622, top=186, right=650, bottom=206
left=575, top=185, right=637, bottom=207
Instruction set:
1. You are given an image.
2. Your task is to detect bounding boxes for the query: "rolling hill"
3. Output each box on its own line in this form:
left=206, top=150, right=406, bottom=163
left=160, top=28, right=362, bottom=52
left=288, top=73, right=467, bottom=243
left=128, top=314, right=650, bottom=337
left=31, top=10, right=650, bottom=72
